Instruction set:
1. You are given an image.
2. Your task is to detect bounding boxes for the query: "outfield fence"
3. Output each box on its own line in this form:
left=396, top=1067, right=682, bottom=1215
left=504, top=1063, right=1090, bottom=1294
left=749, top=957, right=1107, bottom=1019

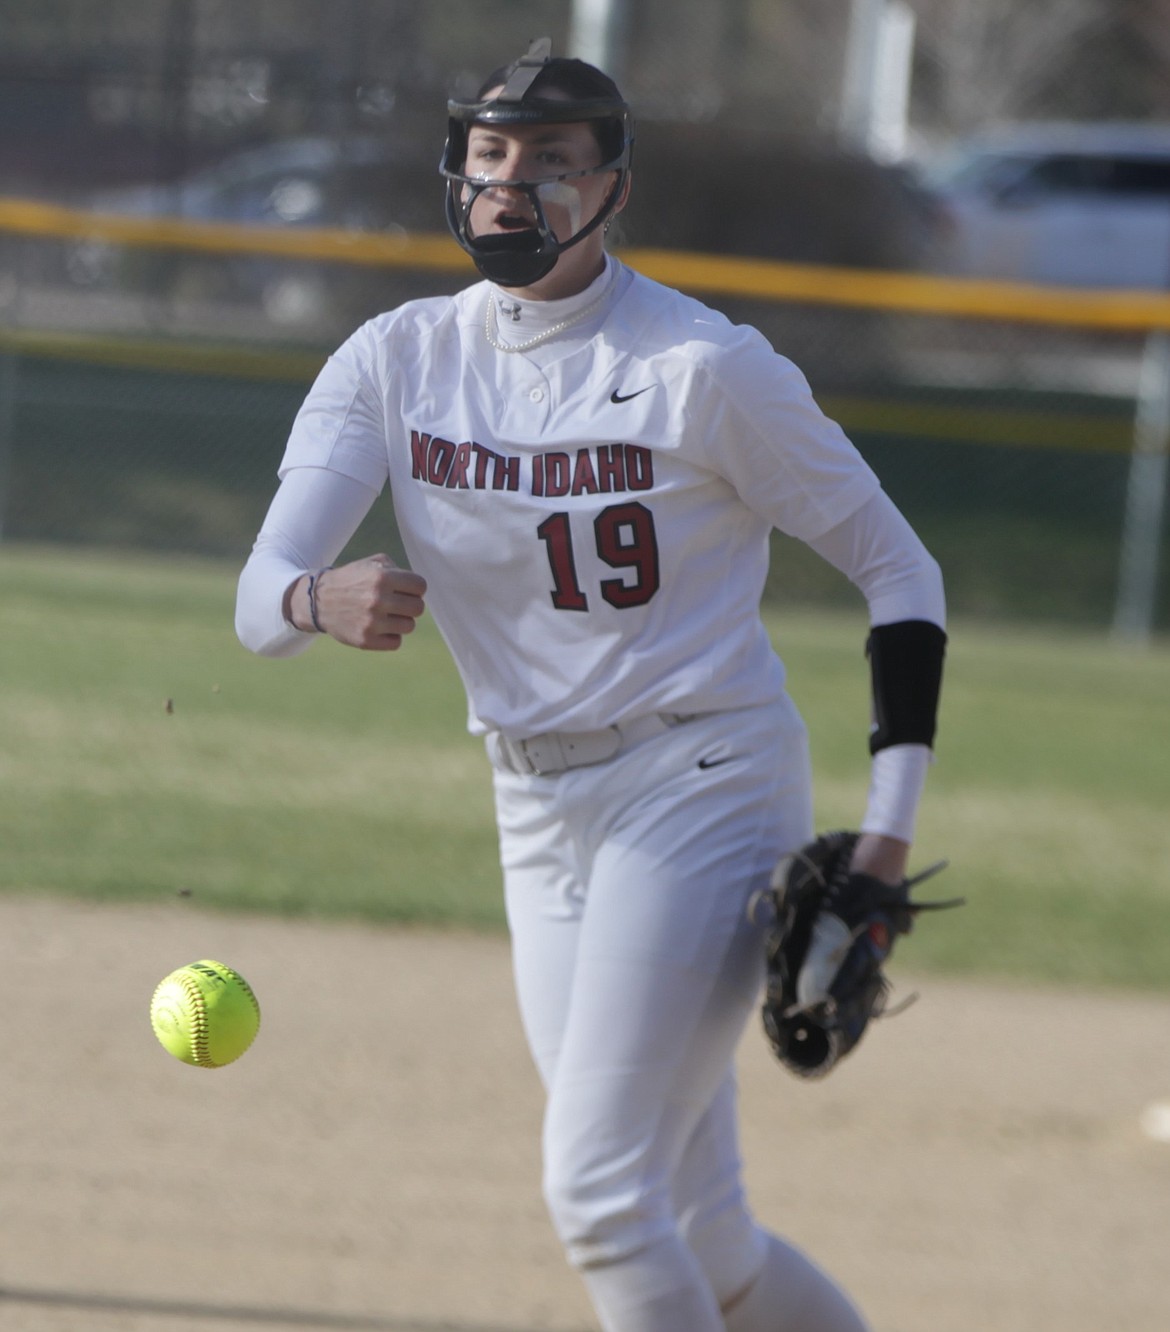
left=1, top=196, right=1169, bottom=639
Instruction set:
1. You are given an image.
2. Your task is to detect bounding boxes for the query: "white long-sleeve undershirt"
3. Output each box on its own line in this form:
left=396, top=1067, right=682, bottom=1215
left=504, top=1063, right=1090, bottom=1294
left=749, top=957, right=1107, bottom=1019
left=236, top=466, right=379, bottom=657
left=806, top=490, right=945, bottom=842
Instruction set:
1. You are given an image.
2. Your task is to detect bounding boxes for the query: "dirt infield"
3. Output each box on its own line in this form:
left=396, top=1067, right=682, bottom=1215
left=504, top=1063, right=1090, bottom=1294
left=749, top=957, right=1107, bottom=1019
left=2, top=894, right=1168, bottom=1332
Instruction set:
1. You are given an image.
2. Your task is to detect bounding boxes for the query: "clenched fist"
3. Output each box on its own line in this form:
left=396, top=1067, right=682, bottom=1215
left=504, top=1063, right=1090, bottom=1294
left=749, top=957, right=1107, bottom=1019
left=287, top=555, right=427, bottom=650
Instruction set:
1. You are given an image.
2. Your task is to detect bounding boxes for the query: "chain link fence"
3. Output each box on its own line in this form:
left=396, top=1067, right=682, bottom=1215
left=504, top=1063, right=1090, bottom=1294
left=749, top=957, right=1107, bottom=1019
left=2, top=0, right=1170, bottom=635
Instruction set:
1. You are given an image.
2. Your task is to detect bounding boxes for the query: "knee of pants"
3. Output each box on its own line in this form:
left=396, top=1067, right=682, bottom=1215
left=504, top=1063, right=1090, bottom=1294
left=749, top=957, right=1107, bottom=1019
left=679, top=1193, right=768, bottom=1307
left=542, top=1156, right=674, bottom=1271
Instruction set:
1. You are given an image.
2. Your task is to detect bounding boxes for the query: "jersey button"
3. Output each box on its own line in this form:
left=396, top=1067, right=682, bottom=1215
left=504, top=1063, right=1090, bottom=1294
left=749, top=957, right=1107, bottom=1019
left=528, top=387, right=545, bottom=402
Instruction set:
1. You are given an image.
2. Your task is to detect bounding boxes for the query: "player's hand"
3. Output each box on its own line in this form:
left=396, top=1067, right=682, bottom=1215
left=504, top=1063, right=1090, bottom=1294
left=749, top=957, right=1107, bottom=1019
left=291, top=555, right=427, bottom=651
left=848, top=832, right=910, bottom=886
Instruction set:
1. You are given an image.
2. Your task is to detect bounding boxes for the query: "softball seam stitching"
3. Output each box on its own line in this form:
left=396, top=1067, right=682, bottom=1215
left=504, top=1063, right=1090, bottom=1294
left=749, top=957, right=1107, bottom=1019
left=176, top=971, right=212, bottom=1066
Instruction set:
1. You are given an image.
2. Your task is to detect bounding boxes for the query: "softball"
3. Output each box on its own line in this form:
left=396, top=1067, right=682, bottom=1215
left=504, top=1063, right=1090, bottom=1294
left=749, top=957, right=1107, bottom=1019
left=150, top=959, right=260, bottom=1068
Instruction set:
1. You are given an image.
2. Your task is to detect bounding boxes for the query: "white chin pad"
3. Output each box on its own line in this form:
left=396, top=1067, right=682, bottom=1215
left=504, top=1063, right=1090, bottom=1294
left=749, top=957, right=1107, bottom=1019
left=535, top=180, right=583, bottom=234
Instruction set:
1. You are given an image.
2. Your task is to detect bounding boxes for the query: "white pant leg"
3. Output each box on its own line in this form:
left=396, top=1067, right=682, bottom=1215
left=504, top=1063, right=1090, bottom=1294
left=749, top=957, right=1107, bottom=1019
left=674, top=1090, right=869, bottom=1331
left=496, top=699, right=814, bottom=1332
left=674, top=1076, right=769, bottom=1303
left=722, top=1234, right=870, bottom=1332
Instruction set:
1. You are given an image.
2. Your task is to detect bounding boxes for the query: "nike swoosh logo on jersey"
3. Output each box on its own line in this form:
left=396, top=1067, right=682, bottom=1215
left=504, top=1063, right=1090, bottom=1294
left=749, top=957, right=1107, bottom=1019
left=610, top=386, right=653, bottom=403
left=697, top=755, right=735, bottom=770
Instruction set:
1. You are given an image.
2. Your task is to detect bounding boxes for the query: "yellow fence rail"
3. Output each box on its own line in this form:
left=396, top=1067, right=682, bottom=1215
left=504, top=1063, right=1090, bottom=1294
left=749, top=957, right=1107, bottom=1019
left=5, top=194, right=1170, bottom=332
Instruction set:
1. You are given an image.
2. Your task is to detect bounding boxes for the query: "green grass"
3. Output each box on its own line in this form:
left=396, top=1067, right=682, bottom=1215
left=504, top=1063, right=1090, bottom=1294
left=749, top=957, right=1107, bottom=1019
left=3, top=543, right=1170, bottom=993
left=0, top=544, right=501, bottom=927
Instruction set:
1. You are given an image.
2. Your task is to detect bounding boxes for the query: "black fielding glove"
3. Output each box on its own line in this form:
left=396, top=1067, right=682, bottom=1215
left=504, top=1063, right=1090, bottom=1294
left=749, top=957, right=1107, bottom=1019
left=759, top=831, right=963, bottom=1078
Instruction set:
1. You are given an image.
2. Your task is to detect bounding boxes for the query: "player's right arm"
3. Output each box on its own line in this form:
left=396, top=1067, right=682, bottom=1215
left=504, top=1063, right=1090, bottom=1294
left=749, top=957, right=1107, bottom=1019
left=235, top=465, right=426, bottom=656
left=237, top=321, right=426, bottom=656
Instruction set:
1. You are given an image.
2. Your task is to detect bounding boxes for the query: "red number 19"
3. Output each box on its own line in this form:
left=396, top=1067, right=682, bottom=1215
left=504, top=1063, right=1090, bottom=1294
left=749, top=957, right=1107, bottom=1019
left=537, top=502, right=660, bottom=612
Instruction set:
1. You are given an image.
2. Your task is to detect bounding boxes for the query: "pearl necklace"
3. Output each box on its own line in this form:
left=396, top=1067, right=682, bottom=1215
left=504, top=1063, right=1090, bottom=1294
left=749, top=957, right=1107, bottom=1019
left=483, top=268, right=616, bottom=353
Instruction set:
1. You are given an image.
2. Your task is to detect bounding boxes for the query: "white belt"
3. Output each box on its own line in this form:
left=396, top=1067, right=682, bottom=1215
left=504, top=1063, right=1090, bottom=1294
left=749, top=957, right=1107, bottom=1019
left=489, top=712, right=696, bottom=776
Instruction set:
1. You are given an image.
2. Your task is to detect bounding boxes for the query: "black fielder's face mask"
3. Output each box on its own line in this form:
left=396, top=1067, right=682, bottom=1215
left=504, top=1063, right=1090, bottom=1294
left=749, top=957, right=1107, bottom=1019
left=439, top=45, right=633, bottom=287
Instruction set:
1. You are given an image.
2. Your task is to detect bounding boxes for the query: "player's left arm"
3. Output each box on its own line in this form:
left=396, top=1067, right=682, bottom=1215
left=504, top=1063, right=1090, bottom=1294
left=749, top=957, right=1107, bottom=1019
left=690, top=339, right=944, bottom=870
left=758, top=488, right=954, bottom=1077
left=804, top=489, right=946, bottom=884
left=850, top=831, right=912, bottom=884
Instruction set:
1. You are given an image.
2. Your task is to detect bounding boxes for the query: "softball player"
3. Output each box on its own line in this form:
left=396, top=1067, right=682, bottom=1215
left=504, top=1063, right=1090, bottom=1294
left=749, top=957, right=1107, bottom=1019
left=237, top=39, right=946, bottom=1332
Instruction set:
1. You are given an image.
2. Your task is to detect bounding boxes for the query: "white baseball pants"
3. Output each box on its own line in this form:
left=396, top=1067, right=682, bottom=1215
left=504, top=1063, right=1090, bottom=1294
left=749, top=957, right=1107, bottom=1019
left=490, top=698, right=868, bottom=1332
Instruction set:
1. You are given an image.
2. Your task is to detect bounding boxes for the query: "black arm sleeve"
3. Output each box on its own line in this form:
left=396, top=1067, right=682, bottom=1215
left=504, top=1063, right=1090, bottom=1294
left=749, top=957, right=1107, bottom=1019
left=865, top=619, right=947, bottom=755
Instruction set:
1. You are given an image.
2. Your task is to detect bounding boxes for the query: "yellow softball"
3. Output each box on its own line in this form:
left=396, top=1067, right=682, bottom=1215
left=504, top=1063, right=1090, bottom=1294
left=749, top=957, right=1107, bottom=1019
left=150, top=959, right=261, bottom=1068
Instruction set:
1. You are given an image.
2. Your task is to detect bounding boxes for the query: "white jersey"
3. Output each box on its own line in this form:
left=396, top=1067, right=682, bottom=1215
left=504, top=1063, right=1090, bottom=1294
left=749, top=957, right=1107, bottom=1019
left=273, top=259, right=882, bottom=737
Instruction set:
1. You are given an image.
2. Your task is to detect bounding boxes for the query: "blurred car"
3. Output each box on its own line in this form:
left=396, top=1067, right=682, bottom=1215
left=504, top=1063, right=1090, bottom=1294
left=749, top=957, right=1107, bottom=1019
left=65, top=134, right=443, bottom=324
left=919, top=122, right=1170, bottom=289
